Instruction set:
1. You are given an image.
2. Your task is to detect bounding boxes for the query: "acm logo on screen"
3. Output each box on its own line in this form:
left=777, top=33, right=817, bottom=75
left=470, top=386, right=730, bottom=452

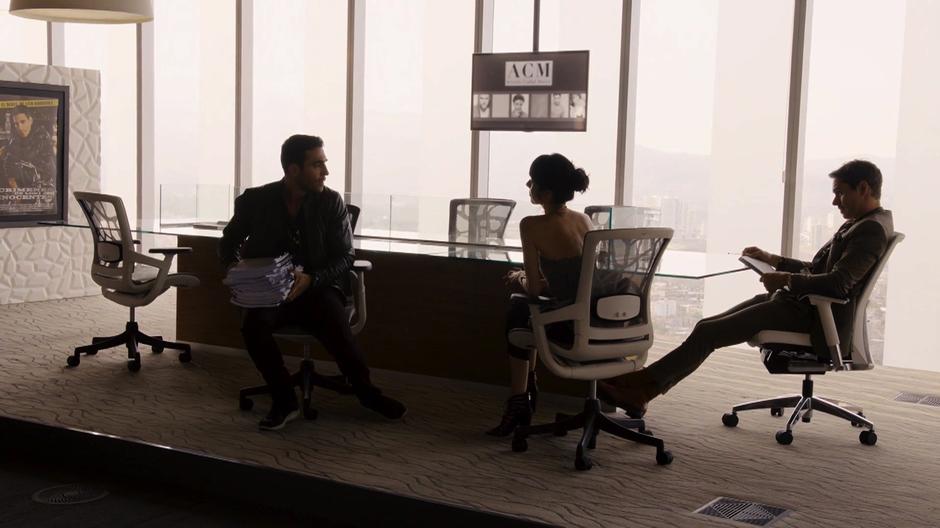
left=504, top=60, right=553, bottom=87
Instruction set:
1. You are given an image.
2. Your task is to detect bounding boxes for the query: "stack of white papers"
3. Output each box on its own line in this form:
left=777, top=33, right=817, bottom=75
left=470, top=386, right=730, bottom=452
left=223, top=254, right=297, bottom=308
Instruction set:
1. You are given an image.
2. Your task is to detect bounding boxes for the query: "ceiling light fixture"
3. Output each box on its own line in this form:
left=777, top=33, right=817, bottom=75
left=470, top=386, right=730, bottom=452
left=9, top=0, right=153, bottom=24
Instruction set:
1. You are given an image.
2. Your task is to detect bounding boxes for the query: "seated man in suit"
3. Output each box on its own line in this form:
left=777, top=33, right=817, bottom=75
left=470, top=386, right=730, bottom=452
left=220, top=134, right=406, bottom=430
left=599, top=159, right=894, bottom=414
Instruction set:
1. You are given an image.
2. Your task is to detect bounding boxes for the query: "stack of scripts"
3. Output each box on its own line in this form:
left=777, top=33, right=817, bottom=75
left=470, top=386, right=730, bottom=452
left=223, top=253, right=297, bottom=307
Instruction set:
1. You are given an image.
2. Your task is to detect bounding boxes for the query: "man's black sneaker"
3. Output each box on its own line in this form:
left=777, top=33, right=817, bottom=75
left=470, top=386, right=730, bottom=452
left=359, top=393, right=407, bottom=420
left=258, top=404, right=300, bottom=431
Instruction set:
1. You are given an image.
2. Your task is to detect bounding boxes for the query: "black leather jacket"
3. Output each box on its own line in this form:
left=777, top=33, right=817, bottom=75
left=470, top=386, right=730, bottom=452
left=219, top=180, right=354, bottom=294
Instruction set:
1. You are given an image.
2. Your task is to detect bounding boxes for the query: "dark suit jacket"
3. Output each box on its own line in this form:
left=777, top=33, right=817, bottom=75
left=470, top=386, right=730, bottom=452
left=775, top=207, right=894, bottom=358
left=219, top=180, right=354, bottom=294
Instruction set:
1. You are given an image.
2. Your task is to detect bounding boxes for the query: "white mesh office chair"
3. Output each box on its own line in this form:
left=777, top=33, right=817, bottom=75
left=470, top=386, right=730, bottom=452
left=511, top=228, right=675, bottom=470
left=448, top=198, right=515, bottom=244
left=72, top=192, right=200, bottom=372
left=238, top=204, right=371, bottom=420
left=721, top=233, right=904, bottom=446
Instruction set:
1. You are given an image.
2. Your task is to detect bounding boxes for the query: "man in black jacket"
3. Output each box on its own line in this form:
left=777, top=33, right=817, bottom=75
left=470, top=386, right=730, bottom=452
left=220, top=134, right=406, bottom=430
left=598, top=160, right=894, bottom=415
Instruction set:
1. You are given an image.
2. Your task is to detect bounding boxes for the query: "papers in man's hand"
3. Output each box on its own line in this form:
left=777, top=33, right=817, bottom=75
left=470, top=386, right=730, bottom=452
left=223, top=254, right=296, bottom=307
left=739, top=255, right=775, bottom=275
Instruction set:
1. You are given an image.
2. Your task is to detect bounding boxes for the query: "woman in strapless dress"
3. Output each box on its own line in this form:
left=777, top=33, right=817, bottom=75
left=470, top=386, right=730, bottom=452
left=487, top=153, right=593, bottom=436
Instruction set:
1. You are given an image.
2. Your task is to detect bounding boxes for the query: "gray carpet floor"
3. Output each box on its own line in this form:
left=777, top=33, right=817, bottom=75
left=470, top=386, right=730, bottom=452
left=1, top=293, right=939, bottom=527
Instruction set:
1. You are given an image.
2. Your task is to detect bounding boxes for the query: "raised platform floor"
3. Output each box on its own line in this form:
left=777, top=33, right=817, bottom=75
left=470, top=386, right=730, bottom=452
left=1, top=293, right=939, bottom=527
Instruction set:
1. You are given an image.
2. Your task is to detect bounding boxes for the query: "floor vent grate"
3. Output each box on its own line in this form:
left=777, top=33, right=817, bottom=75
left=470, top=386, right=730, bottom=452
left=694, top=497, right=790, bottom=526
left=921, top=395, right=940, bottom=407
left=32, top=484, right=109, bottom=505
left=895, top=392, right=940, bottom=406
left=895, top=392, right=927, bottom=403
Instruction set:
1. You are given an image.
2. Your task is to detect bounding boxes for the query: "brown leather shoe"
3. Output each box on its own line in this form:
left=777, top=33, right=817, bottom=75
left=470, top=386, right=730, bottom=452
left=597, top=373, right=657, bottom=418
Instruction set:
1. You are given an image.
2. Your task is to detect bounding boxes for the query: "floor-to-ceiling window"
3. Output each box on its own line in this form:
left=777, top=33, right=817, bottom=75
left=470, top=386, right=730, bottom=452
left=800, top=0, right=905, bottom=364
left=153, top=0, right=236, bottom=224
left=488, top=0, right=621, bottom=242
left=0, top=0, right=46, bottom=64
left=63, top=25, right=138, bottom=223
left=251, top=0, right=347, bottom=192
left=358, top=0, right=475, bottom=239
left=877, top=0, right=938, bottom=372
left=632, top=0, right=794, bottom=339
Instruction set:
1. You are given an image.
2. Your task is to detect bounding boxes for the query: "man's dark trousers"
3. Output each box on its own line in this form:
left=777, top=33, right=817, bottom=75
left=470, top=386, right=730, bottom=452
left=646, top=291, right=814, bottom=394
left=241, top=286, right=371, bottom=408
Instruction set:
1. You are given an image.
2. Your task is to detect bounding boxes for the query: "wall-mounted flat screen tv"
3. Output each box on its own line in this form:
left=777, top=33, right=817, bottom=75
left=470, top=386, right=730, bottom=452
left=470, top=50, right=589, bottom=132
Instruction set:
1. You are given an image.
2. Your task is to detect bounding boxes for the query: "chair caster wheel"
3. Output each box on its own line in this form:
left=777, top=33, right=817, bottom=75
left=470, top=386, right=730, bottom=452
left=775, top=430, right=793, bottom=445
left=303, top=407, right=318, bottom=420
left=771, top=408, right=783, bottom=417
left=178, top=351, right=192, bottom=363
left=656, top=450, right=674, bottom=466
left=575, top=455, right=593, bottom=471
left=851, top=412, right=865, bottom=427
left=722, top=413, right=739, bottom=427
left=128, top=358, right=141, bottom=373
left=859, top=430, right=877, bottom=446
left=239, top=397, right=254, bottom=411
left=152, top=344, right=164, bottom=354
left=66, top=355, right=80, bottom=367
left=511, top=436, right=528, bottom=453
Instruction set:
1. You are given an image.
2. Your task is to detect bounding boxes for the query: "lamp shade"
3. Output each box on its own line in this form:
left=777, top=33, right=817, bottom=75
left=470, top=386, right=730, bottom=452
left=9, top=0, right=153, bottom=24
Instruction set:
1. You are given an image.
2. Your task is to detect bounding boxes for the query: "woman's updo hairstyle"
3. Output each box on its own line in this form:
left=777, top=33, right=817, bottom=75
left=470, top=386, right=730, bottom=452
left=529, top=153, right=590, bottom=205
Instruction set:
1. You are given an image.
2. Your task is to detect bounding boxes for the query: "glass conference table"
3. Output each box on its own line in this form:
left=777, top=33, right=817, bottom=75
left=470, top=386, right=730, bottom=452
left=46, top=219, right=747, bottom=394
left=49, top=219, right=746, bottom=280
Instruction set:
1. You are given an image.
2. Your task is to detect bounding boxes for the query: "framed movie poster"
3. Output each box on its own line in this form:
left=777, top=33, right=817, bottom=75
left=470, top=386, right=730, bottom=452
left=470, top=50, right=589, bottom=132
left=0, top=80, right=69, bottom=227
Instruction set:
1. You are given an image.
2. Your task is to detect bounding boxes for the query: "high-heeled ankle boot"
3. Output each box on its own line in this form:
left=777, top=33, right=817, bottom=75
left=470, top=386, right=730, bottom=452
left=526, top=370, right=539, bottom=414
left=486, top=393, right=532, bottom=437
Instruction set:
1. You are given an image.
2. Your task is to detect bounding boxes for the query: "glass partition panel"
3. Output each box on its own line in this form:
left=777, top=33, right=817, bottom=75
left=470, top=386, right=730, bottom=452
left=346, top=192, right=391, bottom=239
left=159, top=184, right=233, bottom=227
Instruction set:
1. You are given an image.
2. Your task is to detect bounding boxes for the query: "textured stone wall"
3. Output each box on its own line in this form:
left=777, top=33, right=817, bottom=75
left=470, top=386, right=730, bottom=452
left=0, top=61, right=101, bottom=304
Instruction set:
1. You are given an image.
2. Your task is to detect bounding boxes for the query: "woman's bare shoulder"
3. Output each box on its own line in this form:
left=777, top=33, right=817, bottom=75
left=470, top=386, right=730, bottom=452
left=519, top=214, right=545, bottom=230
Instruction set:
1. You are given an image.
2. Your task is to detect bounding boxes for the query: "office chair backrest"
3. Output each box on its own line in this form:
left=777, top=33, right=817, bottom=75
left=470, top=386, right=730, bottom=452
left=584, top=206, right=612, bottom=229
left=347, top=203, right=360, bottom=233
left=567, top=228, right=672, bottom=362
left=448, top=198, right=516, bottom=244
left=850, top=232, right=904, bottom=368
left=74, top=191, right=136, bottom=291
left=345, top=203, right=366, bottom=333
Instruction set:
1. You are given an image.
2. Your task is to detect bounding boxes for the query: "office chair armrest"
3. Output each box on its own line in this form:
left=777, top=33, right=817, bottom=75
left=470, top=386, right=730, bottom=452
left=510, top=293, right=554, bottom=306
left=530, top=303, right=581, bottom=326
left=800, top=294, right=849, bottom=305
left=352, top=259, right=372, bottom=272
left=801, top=294, right=846, bottom=370
left=148, top=247, right=193, bottom=255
